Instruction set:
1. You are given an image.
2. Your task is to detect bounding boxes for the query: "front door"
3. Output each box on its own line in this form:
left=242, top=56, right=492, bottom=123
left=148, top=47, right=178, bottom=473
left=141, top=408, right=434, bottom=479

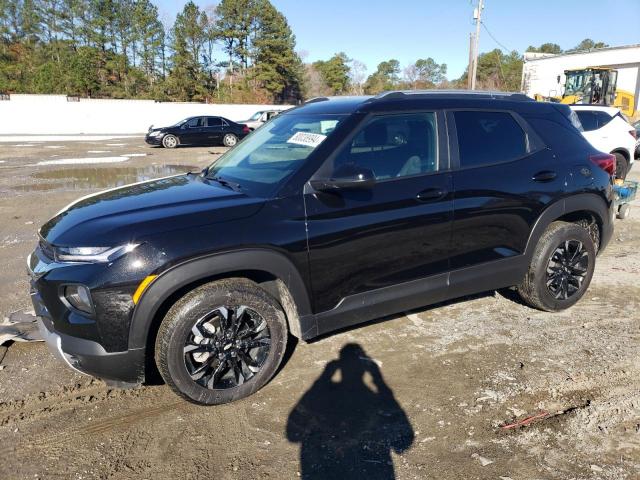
left=305, top=111, right=453, bottom=313
left=181, top=117, right=206, bottom=145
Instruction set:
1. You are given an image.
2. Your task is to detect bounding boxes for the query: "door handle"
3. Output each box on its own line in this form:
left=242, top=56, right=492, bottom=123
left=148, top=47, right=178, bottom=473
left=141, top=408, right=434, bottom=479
left=416, top=187, right=447, bottom=202
left=532, top=171, right=557, bottom=182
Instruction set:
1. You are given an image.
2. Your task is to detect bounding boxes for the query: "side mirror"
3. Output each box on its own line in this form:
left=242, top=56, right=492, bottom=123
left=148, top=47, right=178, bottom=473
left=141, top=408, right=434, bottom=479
left=310, top=165, right=376, bottom=192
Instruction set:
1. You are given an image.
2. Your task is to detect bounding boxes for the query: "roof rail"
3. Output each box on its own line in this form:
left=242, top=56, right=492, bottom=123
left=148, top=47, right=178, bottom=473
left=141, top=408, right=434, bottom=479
left=370, top=90, right=533, bottom=102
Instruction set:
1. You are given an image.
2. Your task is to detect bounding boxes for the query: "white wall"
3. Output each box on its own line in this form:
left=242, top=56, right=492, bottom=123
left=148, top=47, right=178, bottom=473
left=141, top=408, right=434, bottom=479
left=0, top=95, right=293, bottom=135
left=522, top=45, right=640, bottom=110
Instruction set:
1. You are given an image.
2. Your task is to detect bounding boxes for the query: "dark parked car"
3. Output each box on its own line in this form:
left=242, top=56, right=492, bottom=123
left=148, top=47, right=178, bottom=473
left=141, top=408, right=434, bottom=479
left=145, top=115, right=250, bottom=148
left=30, top=91, right=615, bottom=405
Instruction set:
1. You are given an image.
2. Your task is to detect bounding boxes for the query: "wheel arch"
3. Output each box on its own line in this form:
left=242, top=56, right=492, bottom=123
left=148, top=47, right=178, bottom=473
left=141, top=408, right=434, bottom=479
left=610, top=148, right=630, bottom=162
left=524, top=193, right=611, bottom=258
left=128, top=249, right=312, bottom=352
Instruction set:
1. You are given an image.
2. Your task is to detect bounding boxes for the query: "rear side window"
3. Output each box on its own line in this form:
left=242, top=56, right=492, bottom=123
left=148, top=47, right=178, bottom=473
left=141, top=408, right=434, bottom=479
left=453, top=111, right=527, bottom=168
left=575, top=110, right=614, bottom=131
left=207, top=117, right=223, bottom=127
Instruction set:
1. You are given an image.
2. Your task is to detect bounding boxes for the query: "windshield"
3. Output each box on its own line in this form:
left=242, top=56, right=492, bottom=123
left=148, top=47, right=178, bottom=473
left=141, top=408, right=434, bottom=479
left=248, top=111, right=264, bottom=121
left=206, top=113, right=346, bottom=196
left=564, top=70, right=590, bottom=96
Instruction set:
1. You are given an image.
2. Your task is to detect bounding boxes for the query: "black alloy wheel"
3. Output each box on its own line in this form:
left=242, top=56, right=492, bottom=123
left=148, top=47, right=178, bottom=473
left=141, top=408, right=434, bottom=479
left=184, top=306, right=271, bottom=389
left=545, top=240, right=589, bottom=300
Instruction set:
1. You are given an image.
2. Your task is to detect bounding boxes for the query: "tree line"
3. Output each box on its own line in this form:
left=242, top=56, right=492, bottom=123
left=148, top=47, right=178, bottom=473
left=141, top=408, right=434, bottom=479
left=0, top=2, right=610, bottom=104
left=0, top=0, right=304, bottom=103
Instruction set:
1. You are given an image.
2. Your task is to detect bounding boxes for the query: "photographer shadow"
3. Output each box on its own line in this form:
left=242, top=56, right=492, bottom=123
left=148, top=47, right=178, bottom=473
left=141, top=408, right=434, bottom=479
left=286, top=343, right=414, bottom=479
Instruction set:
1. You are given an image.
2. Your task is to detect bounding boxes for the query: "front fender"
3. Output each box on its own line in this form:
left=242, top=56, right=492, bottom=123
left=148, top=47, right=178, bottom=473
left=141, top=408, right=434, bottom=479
left=128, top=248, right=312, bottom=350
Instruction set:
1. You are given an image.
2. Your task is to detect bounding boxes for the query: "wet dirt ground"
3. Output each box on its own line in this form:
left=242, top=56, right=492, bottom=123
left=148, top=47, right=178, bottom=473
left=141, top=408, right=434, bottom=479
left=0, top=137, right=638, bottom=479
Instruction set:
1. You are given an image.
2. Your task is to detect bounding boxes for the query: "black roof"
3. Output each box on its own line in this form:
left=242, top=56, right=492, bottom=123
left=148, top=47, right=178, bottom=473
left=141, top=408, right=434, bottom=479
left=286, top=90, right=536, bottom=116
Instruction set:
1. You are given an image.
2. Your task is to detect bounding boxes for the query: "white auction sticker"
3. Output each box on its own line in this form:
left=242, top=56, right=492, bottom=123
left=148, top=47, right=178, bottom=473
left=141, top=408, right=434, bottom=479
left=286, top=131, right=327, bottom=148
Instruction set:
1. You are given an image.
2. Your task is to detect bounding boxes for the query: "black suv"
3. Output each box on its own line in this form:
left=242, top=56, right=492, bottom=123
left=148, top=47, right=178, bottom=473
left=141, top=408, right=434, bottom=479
left=29, top=91, right=615, bottom=405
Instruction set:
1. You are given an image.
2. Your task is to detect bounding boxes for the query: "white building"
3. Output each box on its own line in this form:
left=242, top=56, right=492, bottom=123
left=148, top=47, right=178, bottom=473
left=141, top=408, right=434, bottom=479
left=521, top=44, right=640, bottom=115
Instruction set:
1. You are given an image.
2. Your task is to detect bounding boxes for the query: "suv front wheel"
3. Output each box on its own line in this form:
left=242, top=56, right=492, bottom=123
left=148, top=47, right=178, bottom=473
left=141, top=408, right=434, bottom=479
left=155, top=279, right=288, bottom=405
left=518, top=222, right=596, bottom=311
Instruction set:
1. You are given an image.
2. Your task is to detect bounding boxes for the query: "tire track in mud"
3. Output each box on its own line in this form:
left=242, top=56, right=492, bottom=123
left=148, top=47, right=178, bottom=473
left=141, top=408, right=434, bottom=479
left=0, top=380, right=184, bottom=459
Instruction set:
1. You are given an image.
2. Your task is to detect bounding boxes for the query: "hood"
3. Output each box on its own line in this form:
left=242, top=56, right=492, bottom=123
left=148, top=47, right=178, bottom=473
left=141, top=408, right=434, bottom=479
left=40, top=174, right=264, bottom=246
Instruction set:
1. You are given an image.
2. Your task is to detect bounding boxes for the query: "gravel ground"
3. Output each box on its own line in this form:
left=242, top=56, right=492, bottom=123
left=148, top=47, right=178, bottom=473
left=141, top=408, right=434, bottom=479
left=0, top=137, right=638, bottom=479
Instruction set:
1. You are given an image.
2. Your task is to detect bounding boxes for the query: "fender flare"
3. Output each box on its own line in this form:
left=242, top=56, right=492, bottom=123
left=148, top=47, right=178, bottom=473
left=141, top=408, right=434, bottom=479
left=524, top=192, right=610, bottom=258
left=128, top=248, right=312, bottom=350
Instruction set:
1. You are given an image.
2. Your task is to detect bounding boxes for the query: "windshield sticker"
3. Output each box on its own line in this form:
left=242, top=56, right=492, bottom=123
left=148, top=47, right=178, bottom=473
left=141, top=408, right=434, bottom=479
left=286, top=131, right=327, bottom=148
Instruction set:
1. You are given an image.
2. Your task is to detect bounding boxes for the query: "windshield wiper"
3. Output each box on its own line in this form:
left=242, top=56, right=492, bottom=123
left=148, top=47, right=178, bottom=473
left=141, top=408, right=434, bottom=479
left=208, top=175, right=242, bottom=191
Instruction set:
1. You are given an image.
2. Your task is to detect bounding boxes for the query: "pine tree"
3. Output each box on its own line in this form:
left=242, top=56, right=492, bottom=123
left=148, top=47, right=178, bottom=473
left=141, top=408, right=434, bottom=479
left=167, top=1, right=209, bottom=101
left=253, top=0, right=302, bottom=103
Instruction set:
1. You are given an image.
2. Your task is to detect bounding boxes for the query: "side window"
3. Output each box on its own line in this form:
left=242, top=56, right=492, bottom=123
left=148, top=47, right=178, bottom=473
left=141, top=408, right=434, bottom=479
left=453, top=111, right=527, bottom=168
left=575, top=111, right=599, bottom=131
left=206, top=117, right=222, bottom=127
left=333, top=113, right=439, bottom=180
left=186, top=117, right=202, bottom=128
left=593, top=111, right=613, bottom=128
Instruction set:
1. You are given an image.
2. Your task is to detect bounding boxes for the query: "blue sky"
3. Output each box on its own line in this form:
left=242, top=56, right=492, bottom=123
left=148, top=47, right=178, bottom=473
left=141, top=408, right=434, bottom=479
left=156, top=0, right=640, bottom=79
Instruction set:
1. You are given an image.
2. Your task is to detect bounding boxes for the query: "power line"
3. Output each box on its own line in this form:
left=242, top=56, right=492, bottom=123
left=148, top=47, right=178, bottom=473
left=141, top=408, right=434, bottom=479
left=481, top=21, right=512, bottom=52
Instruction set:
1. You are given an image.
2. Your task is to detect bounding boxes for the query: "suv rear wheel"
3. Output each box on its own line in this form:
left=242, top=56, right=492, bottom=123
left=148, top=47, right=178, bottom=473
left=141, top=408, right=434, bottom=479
left=518, top=222, right=596, bottom=311
left=155, top=279, right=288, bottom=405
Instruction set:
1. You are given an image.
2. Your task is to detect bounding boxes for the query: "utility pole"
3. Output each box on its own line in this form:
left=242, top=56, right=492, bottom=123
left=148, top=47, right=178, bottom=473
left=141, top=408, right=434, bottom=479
left=467, top=32, right=475, bottom=90
left=470, top=0, right=484, bottom=90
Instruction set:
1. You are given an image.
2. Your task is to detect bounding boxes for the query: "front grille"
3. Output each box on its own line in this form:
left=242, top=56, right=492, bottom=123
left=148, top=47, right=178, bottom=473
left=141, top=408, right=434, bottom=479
left=39, top=239, right=55, bottom=261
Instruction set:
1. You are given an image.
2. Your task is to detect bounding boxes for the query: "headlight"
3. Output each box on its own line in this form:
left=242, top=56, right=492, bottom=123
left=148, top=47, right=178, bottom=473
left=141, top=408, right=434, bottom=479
left=149, top=130, right=163, bottom=137
left=55, top=244, right=139, bottom=263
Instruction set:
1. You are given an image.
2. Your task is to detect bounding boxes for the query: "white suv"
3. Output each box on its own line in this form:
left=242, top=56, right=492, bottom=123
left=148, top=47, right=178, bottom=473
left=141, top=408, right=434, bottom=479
left=571, top=105, right=636, bottom=179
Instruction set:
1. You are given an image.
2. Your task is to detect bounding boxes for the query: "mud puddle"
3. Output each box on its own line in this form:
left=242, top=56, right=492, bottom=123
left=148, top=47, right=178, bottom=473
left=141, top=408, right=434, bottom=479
left=15, top=164, right=200, bottom=192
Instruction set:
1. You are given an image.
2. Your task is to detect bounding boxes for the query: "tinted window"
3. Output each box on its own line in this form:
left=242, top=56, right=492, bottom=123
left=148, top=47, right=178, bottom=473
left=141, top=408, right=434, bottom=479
left=333, top=113, right=438, bottom=180
left=454, top=111, right=527, bottom=167
left=593, top=111, right=613, bottom=128
left=206, top=117, right=223, bottom=127
left=575, top=111, right=598, bottom=131
left=186, top=117, right=203, bottom=128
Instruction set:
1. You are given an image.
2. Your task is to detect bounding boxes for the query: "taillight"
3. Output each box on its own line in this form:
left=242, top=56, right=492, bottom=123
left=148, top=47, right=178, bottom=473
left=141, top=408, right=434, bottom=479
left=630, top=129, right=637, bottom=140
left=589, top=153, right=616, bottom=176
left=242, top=125, right=250, bottom=134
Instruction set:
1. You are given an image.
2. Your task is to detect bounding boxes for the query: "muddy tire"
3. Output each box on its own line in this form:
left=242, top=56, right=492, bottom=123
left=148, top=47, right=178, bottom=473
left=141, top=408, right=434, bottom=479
left=162, top=134, right=178, bottom=149
left=614, top=152, right=628, bottom=180
left=517, top=222, right=596, bottom=312
left=155, top=278, right=288, bottom=405
left=222, top=133, right=238, bottom=147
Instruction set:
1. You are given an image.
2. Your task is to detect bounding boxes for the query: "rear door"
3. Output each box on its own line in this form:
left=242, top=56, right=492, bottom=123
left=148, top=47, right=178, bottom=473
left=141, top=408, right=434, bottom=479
left=448, top=109, right=560, bottom=270
left=305, top=111, right=453, bottom=313
left=203, top=117, right=224, bottom=145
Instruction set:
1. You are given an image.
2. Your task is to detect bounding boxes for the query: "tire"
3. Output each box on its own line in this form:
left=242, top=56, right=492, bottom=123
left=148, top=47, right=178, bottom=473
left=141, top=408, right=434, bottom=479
left=517, top=221, right=596, bottom=312
left=222, top=133, right=238, bottom=147
left=162, top=134, right=178, bottom=149
left=155, top=278, right=288, bottom=405
left=617, top=203, right=631, bottom=220
left=614, top=152, right=628, bottom=180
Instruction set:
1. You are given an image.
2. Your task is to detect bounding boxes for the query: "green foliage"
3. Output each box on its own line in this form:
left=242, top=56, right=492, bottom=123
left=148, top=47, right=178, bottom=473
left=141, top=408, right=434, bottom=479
left=403, top=58, right=447, bottom=89
left=313, top=52, right=350, bottom=95
left=526, top=43, right=562, bottom=54
left=364, top=59, right=400, bottom=94
left=567, top=38, right=609, bottom=52
left=251, top=0, right=303, bottom=103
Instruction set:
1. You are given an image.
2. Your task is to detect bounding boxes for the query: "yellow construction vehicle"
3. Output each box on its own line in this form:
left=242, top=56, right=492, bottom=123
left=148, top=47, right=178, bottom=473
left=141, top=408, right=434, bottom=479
left=536, top=67, right=636, bottom=117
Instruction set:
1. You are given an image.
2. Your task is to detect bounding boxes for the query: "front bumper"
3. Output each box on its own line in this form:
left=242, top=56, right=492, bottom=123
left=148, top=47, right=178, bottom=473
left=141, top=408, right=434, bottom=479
left=27, top=241, right=153, bottom=386
left=144, top=134, right=163, bottom=145
left=32, top=289, right=145, bottom=386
